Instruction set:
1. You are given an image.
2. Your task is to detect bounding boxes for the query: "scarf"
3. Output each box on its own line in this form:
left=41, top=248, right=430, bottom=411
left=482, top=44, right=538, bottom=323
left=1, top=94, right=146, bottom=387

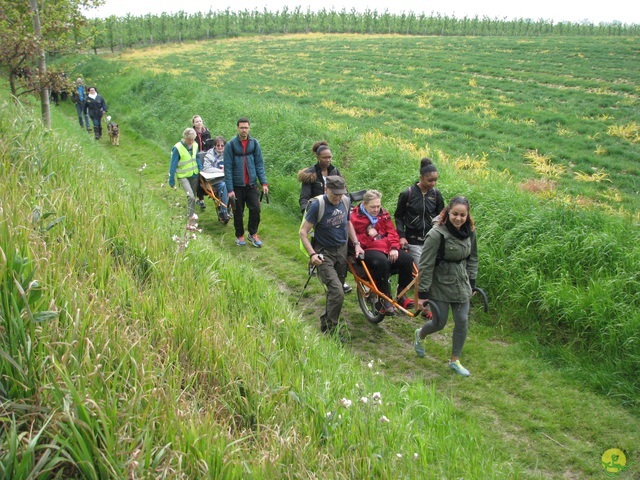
left=445, top=219, right=471, bottom=240
left=88, top=93, right=97, bottom=99
left=359, top=203, right=379, bottom=227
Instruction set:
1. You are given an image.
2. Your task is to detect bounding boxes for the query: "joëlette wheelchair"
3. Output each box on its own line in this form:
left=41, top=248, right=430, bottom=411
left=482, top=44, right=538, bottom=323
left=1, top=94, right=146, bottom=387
left=347, top=254, right=488, bottom=324
left=199, top=169, right=230, bottom=224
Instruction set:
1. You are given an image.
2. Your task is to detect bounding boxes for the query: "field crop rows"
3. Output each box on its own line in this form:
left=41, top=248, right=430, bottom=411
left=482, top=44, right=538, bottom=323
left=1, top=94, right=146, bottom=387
left=119, top=34, right=640, bottom=214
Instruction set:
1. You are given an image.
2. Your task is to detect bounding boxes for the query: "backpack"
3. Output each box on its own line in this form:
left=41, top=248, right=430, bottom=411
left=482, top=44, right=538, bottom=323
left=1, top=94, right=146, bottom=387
left=299, top=194, right=350, bottom=257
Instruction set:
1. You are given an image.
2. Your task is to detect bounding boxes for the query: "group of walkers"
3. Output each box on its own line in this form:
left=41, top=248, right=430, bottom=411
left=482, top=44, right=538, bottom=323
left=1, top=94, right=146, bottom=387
left=167, top=118, right=478, bottom=377
left=298, top=146, right=478, bottom=377
left=72, top=77, right=108, bottom=140
left=169, top=116, right=268, bottom=248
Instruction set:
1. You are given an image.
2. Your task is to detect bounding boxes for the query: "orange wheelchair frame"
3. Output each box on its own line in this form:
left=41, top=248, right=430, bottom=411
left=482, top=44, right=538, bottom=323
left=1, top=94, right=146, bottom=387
left=346, top=254, right=439, bottom=323
left=346, top=254, right=488, bottom=324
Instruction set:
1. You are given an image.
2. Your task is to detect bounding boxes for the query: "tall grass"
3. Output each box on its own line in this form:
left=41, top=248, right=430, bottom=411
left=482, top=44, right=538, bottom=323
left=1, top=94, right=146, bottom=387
left=0, top=98, right=515, bottom=477
left=63, top=39, right=640, bottom=408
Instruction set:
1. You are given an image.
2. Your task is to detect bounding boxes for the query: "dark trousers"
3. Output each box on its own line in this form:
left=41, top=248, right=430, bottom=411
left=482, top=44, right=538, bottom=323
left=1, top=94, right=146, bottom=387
left=364, top=249, right=415, bottom=296
left=232, top=184, right=261, bottom=238
left=316, top=243, right=348, bottom=331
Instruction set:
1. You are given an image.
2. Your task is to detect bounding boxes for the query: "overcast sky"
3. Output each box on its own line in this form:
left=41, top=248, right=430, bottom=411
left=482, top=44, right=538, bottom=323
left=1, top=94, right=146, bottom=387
left=86, top=0, right=640, bottom=25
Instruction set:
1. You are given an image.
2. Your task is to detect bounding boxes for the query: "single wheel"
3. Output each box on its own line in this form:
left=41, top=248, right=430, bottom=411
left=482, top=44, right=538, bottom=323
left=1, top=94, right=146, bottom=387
left=356, top=283, right=385, bottom=324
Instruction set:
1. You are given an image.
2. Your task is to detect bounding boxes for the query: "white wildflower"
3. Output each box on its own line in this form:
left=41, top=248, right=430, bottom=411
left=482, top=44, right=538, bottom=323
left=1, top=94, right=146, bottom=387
left=360, top=396, right=368, bottom=404
left=340, top=398, right=352, bottom=408
left=372, top=392, right=381, bottom=401
left=413, top=453, right=419, bottom=460
left=379, top=415, right=389, bottom=423
left=367, top=362, right=373, bottom=368
left=396, top=453, right=403, bottom=458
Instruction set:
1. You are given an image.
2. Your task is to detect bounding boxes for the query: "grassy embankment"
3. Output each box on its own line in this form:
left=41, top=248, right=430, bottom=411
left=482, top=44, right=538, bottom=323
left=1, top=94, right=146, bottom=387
left=1, top=96, right=518, bottom=477
left=73, top=33, right=640, bottom=405
left=2, top=33, right=640, bottom=478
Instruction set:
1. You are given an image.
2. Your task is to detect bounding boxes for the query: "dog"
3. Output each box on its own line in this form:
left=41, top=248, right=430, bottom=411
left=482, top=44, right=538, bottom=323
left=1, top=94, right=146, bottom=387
left=107, top=122, right=120, bottom=146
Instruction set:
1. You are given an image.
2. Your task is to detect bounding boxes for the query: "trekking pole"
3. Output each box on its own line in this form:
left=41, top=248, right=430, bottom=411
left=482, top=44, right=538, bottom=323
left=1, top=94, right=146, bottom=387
left=294, top=254, right=323, bottom=306
left=295, top=265, right=317, bottom=306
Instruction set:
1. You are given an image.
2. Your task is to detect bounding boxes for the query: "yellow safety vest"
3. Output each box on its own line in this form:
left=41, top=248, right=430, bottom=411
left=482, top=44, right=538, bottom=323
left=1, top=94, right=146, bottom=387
left=175, top=142, right=199, bottom=178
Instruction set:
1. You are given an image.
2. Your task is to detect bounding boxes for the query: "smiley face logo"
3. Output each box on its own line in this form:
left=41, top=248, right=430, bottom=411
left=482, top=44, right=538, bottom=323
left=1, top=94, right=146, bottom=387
left=602, top=448, right=627, bottom=475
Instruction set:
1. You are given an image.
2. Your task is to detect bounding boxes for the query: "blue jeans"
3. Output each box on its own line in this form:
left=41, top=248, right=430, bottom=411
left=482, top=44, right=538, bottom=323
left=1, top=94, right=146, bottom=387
left=75, top=102, right=90, bottom=128
left=211, top=181, right=229, bottom=215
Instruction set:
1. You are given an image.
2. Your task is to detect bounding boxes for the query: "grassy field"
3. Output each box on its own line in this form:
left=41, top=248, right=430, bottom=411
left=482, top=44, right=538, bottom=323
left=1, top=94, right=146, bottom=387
left=70, top=34, right=640, bottom=402
left=2, top=33, right=639, bottom=478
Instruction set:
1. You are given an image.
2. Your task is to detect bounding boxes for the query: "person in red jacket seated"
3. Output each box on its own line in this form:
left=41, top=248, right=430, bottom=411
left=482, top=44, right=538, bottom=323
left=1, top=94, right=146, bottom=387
left=350, top=190, right=416, bottom=315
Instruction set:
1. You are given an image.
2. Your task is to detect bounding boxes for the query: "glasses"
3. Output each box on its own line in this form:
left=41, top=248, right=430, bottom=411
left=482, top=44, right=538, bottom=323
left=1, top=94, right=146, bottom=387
left=216, top=144, right=225, bottom=147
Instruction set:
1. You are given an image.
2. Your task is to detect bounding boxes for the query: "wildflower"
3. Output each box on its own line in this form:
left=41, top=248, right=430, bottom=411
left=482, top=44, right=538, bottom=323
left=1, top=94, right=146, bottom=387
left=360, top=396, right=368, bottom=404
left=172, top=235, right=180, bottom=242
left=413, top=453, right=419, bottom=460
left=340, top=398, right=352, bottom=408
left=367, top=361, right=373, bottom=368
left=379, top=415, right=389, bottom=423
left=372, top=392, right=381, bottom=401
left=326, top=412, right=332, bottom=418
left=396, top=453, right=403, bottom=458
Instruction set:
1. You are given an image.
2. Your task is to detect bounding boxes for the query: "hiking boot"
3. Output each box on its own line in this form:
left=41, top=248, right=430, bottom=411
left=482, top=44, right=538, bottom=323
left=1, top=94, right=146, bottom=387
left=414, top=328, right=425, bottom=358
left=383, top=300, right=395, bottom=316
left=342, top=282, right=352, bottom=293
left=322, top=326, right=346, bottom=344
left=236, top=236, right=246, bottom=246
left=449, top=360, right=471, bottom=377
left=247, top=233, right=262, bottom=248
left=399, top=297, right=415, bottom=310
left=218, top=211, right=229, bottom=224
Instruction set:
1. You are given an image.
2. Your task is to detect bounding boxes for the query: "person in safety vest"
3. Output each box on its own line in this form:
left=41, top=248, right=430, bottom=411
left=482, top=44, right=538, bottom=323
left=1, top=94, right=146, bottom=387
left=169, top=128, right=203, bottom=221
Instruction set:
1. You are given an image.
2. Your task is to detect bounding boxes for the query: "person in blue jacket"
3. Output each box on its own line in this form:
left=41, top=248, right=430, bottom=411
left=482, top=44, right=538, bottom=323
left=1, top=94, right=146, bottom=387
left=224, top=117, right=268, bottom=248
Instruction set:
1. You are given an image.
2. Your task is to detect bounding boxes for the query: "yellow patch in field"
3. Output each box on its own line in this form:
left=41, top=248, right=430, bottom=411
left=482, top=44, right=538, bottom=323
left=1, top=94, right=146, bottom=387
left=357, top=86, right=394, bottom=97
left=524, top=150, right=565, bottom=178
left=469, top=78, right=477, bottom=87
left=360, top=131, right=422, bottom=156
left=520, top=178, right=557, bottom=196
left=412, top=127, right=440, bottom=136
left=608, top=122, right=640, bottom=143
left=556, top=124, right=574, bottom=137
left=574, top=168, right=611, bottom=183
left=453, top=153, right=489, bottom=178
left=320, top=100, right=376, bottom=118
left=594, top=145, right=607, bottom=156
left=400, top=88, right=415, bottom=96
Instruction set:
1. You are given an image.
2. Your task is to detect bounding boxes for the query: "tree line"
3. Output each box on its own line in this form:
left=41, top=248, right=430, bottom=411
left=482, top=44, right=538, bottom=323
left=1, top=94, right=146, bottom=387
left=90, top=8, right=639, bottom=52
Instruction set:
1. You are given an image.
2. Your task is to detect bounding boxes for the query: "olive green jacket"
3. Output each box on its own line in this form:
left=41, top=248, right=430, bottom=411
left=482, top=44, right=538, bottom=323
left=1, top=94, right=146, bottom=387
left=418, top=223, right=478, bottom=303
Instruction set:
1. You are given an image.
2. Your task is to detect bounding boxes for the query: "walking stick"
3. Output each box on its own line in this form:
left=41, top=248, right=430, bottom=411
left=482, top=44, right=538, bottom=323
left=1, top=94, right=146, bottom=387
left=295, top=264, right=317, bottom=306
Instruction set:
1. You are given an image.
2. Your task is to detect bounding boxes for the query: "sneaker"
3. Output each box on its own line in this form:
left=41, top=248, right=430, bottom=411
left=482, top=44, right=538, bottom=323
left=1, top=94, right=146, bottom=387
left=196, top=199, right=206, bottom=210
left=399, top=297, right=415, bottom=310
left=236, top=236, right=246, bottom=246
left=342, top=282, right=352, bottom=293
left=218, top=211, right=229, bottom=224
left=383, top=300, right=395, bottom=316
left=247, top=233, right=262, bottom=248
left=414, top=328, right=425, bottom=358
left=449, top=360, right=471, bottom=377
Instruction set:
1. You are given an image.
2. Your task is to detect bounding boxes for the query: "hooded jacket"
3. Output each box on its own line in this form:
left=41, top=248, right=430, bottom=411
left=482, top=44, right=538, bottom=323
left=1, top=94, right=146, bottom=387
left=418, top=223, right=478, bottom=303
left=297, top=163, right=342, bottom=213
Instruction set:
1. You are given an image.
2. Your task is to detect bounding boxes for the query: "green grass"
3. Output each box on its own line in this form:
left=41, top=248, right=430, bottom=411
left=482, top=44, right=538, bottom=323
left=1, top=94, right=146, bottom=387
left=59, top=34, right=640, bottom=408
left=3, top=32, right=640, bottom=478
